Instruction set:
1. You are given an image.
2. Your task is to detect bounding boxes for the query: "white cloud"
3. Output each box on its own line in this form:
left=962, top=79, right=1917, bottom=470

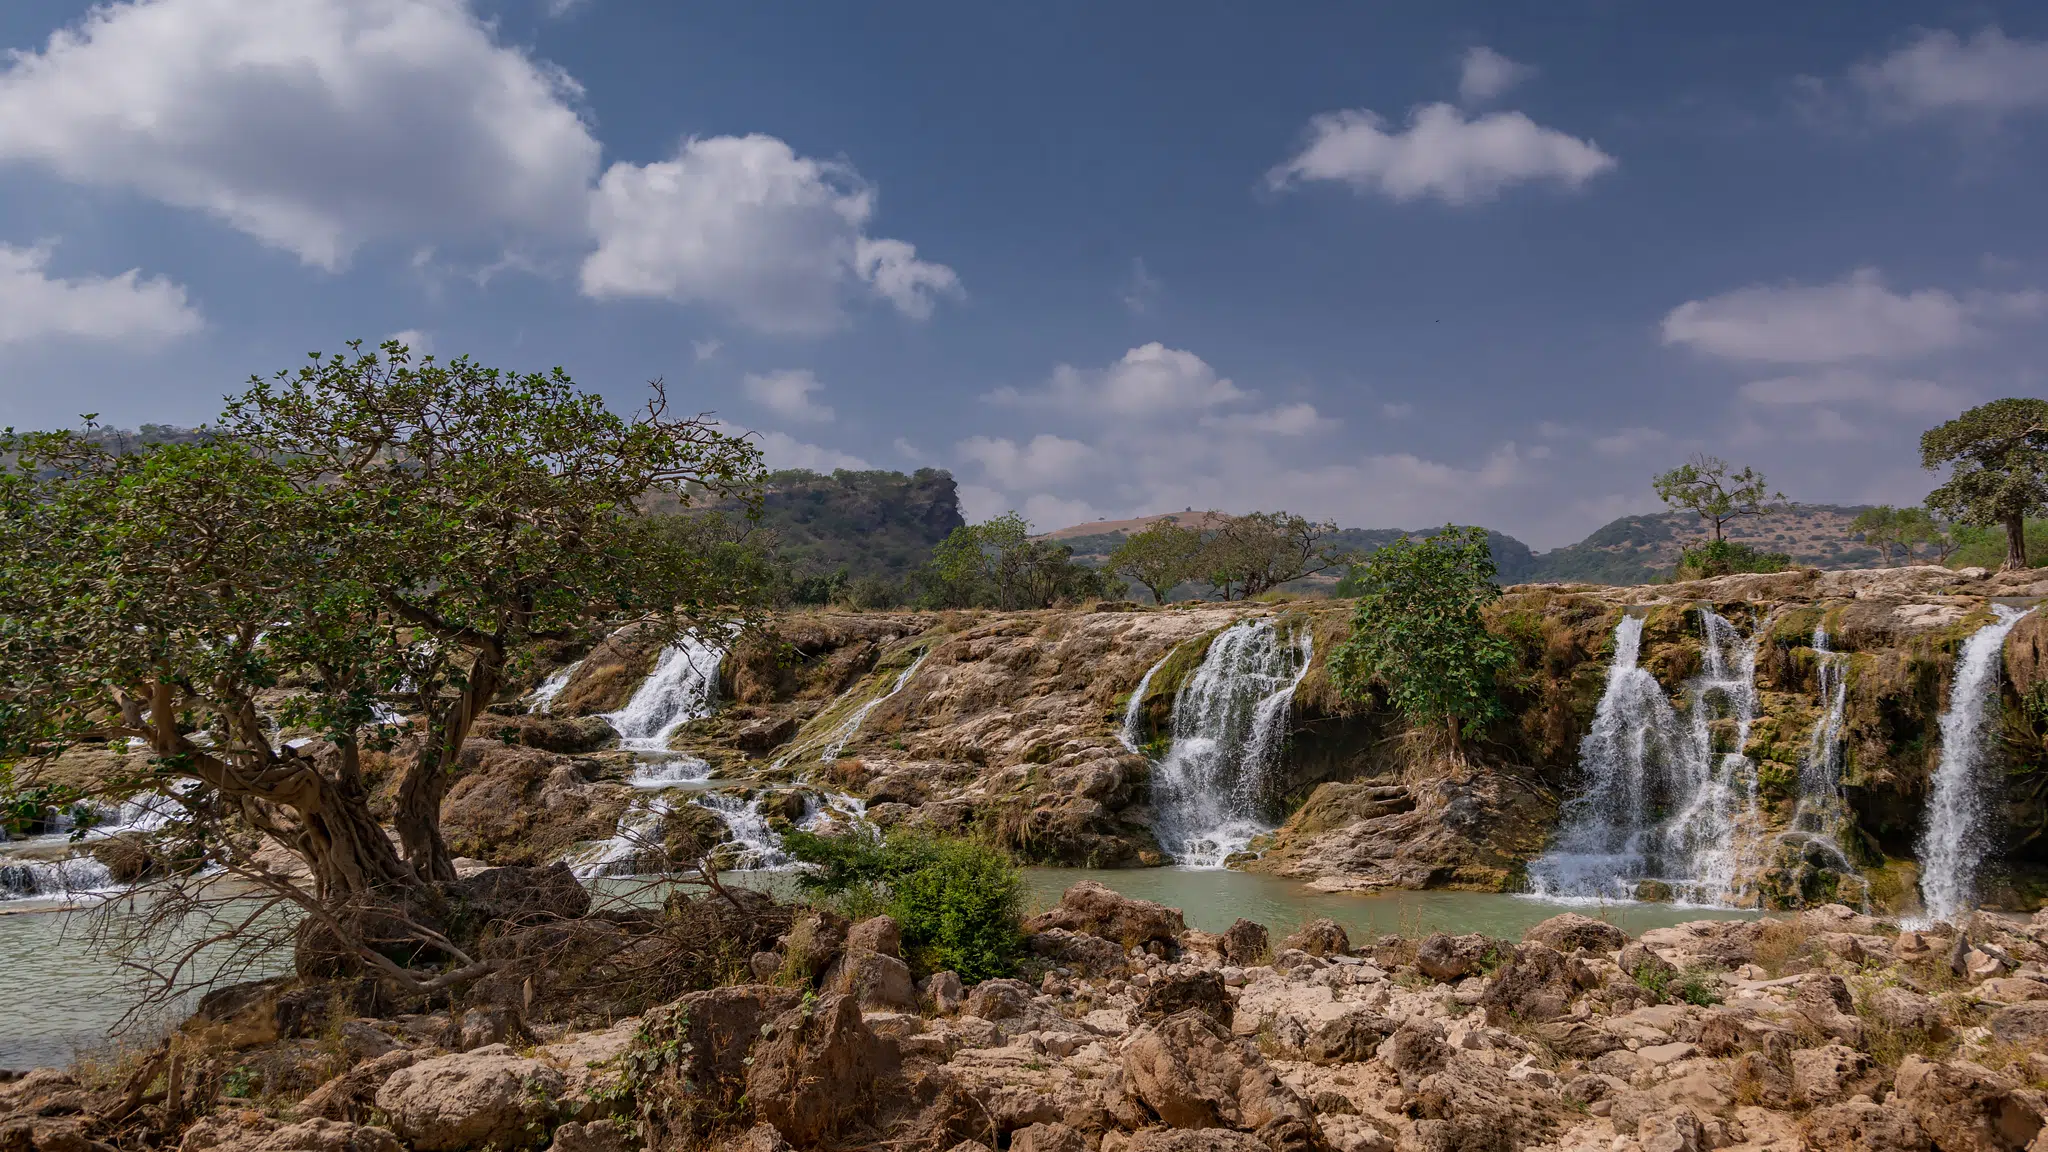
left=581, top=134, right=959, bottom=335
left=956, top=433, right=1094, bottom=490
left=1590, top=426, right=1667, bottom=457
left=385, top=329, right=432, bottom=355
left=1459, top=47, right=1535, bottom=104
left=1022, top=494, right=1101, bottom=535
left=1268, top=103, right=1615, bottom=205
left=1200, top=402, right=1335, bottom=436
left=1120, top=257, right=1160, bottom=315
left=1382, top=402, right=1415, bottom=420
left=0, top=243, right=202, bottom=345
left=544, top=0, right=589, bottom=17
left=750, top=429, right=869, bottom=473
left=1853, top=28, right=2048, bottom=117
left=692, top=338, right=722, bottom=362
left=956, top=483, right=1010, bottom=524
left=1662, top=269, right=1976, bottom=363
left=0, top=0, right=600, bottom=270
left=743, top=369, right=835, bottom=423
left=988, top=342, right=1245, bottom=414
left=1737, top=369, right=1969, bottom=416
left=892, top=437, right=923, bottom=461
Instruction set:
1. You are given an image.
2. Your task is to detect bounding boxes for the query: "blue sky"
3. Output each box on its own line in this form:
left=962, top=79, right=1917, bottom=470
left=1, top=1, right=2044, bottom=548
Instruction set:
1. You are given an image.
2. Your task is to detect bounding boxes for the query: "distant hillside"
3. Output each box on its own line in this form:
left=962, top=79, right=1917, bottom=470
left=1043, top=515, right=1539, bottom=589
left=1524, top=504, right=1879, bottom=585
left=699, top=468, right=965, bottom=583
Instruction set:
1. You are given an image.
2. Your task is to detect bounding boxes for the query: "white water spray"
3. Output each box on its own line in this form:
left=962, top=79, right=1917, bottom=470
left=1149, top=619, right=1312, bottom=869
left=1120, top=650, right=1174, bottom=754
left=1917, top=604, right=2033, bottom=926
left=603, top=633, right=723, bottom=753
left=818, top=649, right=929, bottom=762
left=1790, top=627, right=1855, bottom=848
left=1530, top=610, right=1765, bottom=905
left=528, top=659, right=583, bottom=714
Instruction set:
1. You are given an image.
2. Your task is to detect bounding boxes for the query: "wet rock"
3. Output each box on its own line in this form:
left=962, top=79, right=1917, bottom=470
left=747, top=993, right=893, bottom=1148
left=1891, top=1056, right=2046, bottom=1152
left=1279, top=918, right=1350, bottom=958
left=1218, top=919, right=1270, bottom=966
left=1119, top=1009, right=1323, bottom=1149
left=1800, top=1101, right=1930, bottom=1152
left=1416, top=932, right=1500, bottom=982
left=1130, top=970, right=1233, bottom=1030
left=1523, top=912, right=1628, bottom=954
left=1024, top=880, right=1185, bottom=949
left=178, top=1113, right=403, bottom=1152
left=373, top=1044, right=565, bottom=1152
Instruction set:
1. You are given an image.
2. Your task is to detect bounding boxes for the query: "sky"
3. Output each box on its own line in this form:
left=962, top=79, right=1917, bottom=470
left=0, top=2, right=2044, bottom=549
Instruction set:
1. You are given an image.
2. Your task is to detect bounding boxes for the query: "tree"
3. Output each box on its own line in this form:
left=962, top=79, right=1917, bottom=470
left=1106, top=518, right=1204, bottom=603
left=919, top=513, right=1112, bottom=609
left=1326, top=525, right=1513, bottom=760
left=0, top=343, right=762, bottom=969
left=1922, top=398, right=2048, bottom=571
left=1199, top=511, right=1348, bottom=600
left=1652, top=455, right=1785, bottom=543
left=1850, top=506, right=1908, bottom=566
left=1894, top=506, right=1960, bottom=564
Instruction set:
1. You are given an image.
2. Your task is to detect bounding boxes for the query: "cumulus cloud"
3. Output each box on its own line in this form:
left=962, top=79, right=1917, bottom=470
left=1737, top=370, right=1969, bottom=416
left=987, top=342, right=1246, bottom=414
left=1268, top=103, right=1615, bottom=204
left=581, top=134, right=959, bottom=335
left=1458, top=47, right=1535, bottom=104
left=743, top=369, right=835, bottom=423
left=1662, top=269, right=1982, bottom=363
left=0, top=243, right=203, bottom=345
left=749, top=429, right=869, bottom=472
left=0, top=0, right=600, bottom=270
left=385, top=329, right=432, bottom=355
left=956, top=433, right=1094, bottom=491
left=1853, top=27, right=2048, bottom=117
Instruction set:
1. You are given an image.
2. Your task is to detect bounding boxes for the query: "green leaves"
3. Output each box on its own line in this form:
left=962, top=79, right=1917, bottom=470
left=1328, top=524, right=1512, bottom=750
left=1651, top=454, right=1784, bottom=543
left=1920, top=397, right=2048, bottom=569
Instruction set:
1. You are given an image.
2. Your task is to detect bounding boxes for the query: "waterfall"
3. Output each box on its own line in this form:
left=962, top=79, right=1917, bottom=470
left=528, top=658, right=583, bottom=714
left=818, top=649, right=929, bottom=762
left=0, top=857, right=116, bottom=902
left=1530, top=609, right=1765, bottom=905
left=603, top=632, right=723, bottom=752
left=1149, top=619, right=1312, bottom=869
left=1917, top=604, right=2033, bottom=926
left=1789, top=627, right=1856, bottom=851
left=1119, top=650, right=1174, bottom=753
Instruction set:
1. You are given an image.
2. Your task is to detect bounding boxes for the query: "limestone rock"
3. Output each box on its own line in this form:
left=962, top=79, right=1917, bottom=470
left=1791, top=1044, right=1868, bottom=1105
left=1481, top=942, right=1593, bottom=1025
left=179, top=1113, right=403, bottom=1152
left=1416, top=932, right=1499, bottom=982
left=1524, top=912, right=1629, bottom=954
left=1024, top=880, right=1185, bottom=948
left=1218, top=919, right=1270, bottom=966
left=542, top=1120, right=637, bottom=1152
left=847, top=915, right=902, bottom=957
left=1008, top=1122, right=1086, bottom=1152
left=747, top=993, right=891, bottom=1147
left=372, top=1045, right=564, bottom=1152
left=1119, top=1009, right=1323, bottom=1149
left=1130, top=970, right=1233, bottom=1029
left=631, top=985, right=801, bottom=1149
left=1279, top=918, right=1350, bottom=958
left=1121, top=1131, right=1268, bottom=1152
left=1989, top=1001, right=2048, bottom=1045
left=1026, top=928, right=1127, bottom=976
left=825, top=949, right=919, bottom=1011
left=927, top=970, right=965, bottom=1013
left=1891, top=1056, right=2046, bottom=1152
left=1800, top=1101, right=1930, bottom=1152
left=964, top=978, right=1035, bottom=1021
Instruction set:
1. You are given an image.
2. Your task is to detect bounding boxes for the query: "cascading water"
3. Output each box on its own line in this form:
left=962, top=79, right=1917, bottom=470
left=1917, top=604, right=2034, bottom=926
left=528, top=659, right=583, bottom=714
left=818, top=649, right=929, bottom=762
left=603, top=633, right=724, bottom=753
left=1529, top=609, right=1765, bottom=905
left=1119, top=650, right=1174, bottom=754
left=1149, top=619, right=1312, bottom=869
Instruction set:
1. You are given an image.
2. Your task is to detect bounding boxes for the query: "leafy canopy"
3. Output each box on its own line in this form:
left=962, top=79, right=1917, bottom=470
left=917, top=512, right=1113, bottom=609
left=1199, top=511, right=1348, bottom=601
left=1328, top=525, right=1512, bottom=755
left=1106, top=519, right=1205, bottom=604
left=1921, top=397, right=2048, bottom=570
left=1651, top=454, right=1785, bottom=543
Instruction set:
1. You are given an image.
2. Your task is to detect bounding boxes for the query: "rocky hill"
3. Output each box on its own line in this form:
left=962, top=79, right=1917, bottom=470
left=655, top=467, right=966, bottom=585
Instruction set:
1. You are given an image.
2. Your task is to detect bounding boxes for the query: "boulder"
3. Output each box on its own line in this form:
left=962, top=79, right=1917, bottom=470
left=1375, top=1021, right=1451, bottom=1089
left=927, top=970, right=965, bottom=1013
left=1791, top=1044, right=1868, bottom=1105
left=748, top=993, right=892, bottom=1148
left=733, top=715, right=799, bottom=755
left=825, top=949, right=918, bottom=1011
left=631, top=985, right=802, bottom=1149
left=1300, top=1009, right=1397, bottom=1065
left=299, top=1051, right=419, bottom=1123
left=1278, top=918, right=1350, bottom=958
left=1988, top=1001, right=2048, bottom=1045
left=1892, top=1056, right=2046, bottom=1152
left=1638, top=1109, right=1704, bottom=1152
left=178, top=1114, right=403, bottom=1152
left=448, top=863, right=592, bottom=928
left=1131, top=970, right=1233, bottom=1030
left=1800, top=1101, right=1930, bottom=1152
left=1218, top=919, right=1270, bottom=966
left=1867, top=985, right=1947, bottom=1036
left=1009, top=1122, right=1087, bottom=1152
left=847, top=915, right=902, bottom=958
left=1119, top=1009, right=1323, bottom=1150
left=1122, top=1131, right=1268, bottom=1152
left=1480, top=942, right=1592, bottom=1025
left=1025, top=928, right=1128, bottom=976
left=1023, top=880, right=1185, bottom=948
left=1416, top=932, right=1499, bottom=982
left=542, top=1120, right=637, bottom=1152
left=1524, top=912, right=1629, bottom=954
left=373, top=1045, right=565, bottom=1152
left=964, top=978, right=1035, bottom=1021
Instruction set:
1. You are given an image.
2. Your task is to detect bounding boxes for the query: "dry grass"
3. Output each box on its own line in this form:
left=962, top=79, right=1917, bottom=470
left=1750, top=919, right=1823, bottom=978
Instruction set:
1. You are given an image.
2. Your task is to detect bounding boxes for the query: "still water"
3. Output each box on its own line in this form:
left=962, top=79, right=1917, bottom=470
left=0, top=867, right=1760, bottom=1071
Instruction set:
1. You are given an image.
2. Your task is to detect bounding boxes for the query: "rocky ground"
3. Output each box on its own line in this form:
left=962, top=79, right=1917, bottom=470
left=13, top=876, right=2048, bottom=1152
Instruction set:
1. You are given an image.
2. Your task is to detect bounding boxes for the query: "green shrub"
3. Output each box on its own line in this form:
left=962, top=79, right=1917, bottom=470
left=1674, top=540, right=1790, bottom=580
left=783, top=827, right=1024, bottom=982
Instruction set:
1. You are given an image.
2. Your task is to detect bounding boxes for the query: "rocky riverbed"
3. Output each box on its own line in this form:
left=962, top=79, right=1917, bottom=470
left=10, top=874, right=2048, bottom=1152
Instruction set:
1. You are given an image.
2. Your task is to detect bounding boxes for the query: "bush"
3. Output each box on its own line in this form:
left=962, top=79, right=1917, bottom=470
left=783, top=828, right=1024, bottom=982
left=1674, top=539, right=1790, bottom=580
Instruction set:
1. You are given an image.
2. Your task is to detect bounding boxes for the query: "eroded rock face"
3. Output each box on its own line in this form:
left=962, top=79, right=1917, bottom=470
left=1891, top=1056, right=2046, bottom=1152
left=178, top=1113, right=403, bottom=1152
left=1026, top=881, right=1186, bottom=949
left=1120, top=1009, right=1324, bottom=1149
left=632, top=986, right=802, bottom=1149
left=1279, top=918, right=1350, bottom=958
left=372, top=1045, right=563, bottom=1152
left=1417, top=933, right=1501, bottom=982
left=747, top=993, right=893, bottom=1147
left=1524, top=912, right=1628, bottom=954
